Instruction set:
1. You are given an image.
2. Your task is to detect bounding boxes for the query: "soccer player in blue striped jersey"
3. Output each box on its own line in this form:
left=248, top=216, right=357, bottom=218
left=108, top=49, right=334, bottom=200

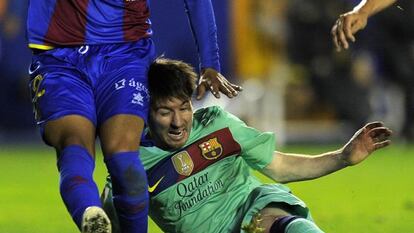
left=26, top=1, right=242, bottom=233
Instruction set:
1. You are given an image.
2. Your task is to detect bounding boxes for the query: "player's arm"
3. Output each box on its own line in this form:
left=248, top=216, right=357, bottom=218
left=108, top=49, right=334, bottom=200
left=183, top=0, right=242, bottom=99
left=261, top=122, right=392, bottom=183
left=332, top=0, right=397, bottom=51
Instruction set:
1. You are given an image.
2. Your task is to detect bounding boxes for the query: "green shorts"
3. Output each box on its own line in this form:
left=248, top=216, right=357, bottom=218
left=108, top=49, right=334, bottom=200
left=231, top=184, right=312, bottom=233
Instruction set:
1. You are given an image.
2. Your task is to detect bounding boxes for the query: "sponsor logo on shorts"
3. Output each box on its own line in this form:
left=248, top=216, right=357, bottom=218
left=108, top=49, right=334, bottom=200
left=31, top=74, right=46, bottom=121
left=114, top=78, right=149, bottom=106
left=172, top=151, right=194, bottom=176
left=115, top=78, right=149, bottom=94
left=199, top=138, right=223, bottom=160
left=115, top=79, right=126, bottom=90
left=132, top=92, right=145, bottom=106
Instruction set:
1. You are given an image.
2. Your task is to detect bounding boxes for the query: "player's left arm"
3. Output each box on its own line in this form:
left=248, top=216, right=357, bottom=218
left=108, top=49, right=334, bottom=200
left=261, top=121, right=392, bottom=183
left=183, top=0, right=242, bottom=99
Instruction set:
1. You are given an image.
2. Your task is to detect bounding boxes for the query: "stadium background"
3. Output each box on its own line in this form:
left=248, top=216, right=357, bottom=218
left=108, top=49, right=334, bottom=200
left=0, top=0, right=413, bottom=232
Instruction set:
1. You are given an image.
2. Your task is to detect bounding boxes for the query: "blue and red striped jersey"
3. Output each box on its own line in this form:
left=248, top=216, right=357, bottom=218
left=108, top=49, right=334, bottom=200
left=27, top=0, right=220, bottom=71
left=27, top=0, right=151, bottom=50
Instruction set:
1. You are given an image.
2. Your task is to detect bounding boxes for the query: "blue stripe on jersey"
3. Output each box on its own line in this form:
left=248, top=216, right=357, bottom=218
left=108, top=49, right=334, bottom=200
left=27, top=0, right=152, bottom=48
left=84, top=1, right=124, bottom=43
left=27, top=0, right=58, bottom=48
left=147, top=128, right=241, bottom=197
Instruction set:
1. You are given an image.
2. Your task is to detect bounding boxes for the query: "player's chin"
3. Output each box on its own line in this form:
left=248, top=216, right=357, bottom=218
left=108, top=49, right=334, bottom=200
left=165, top=137, right=188, bottom=150
left=166, top=141, right=186, bottom=150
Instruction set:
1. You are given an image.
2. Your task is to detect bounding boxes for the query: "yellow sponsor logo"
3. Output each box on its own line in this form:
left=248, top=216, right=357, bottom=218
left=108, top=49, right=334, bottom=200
left=148, top=176, right=164, bottom=193
left=31, top=74, right=46, bottom=121
left=32, top=74, right=45, bottom=98
left=172, top=151, right=194, bottom=176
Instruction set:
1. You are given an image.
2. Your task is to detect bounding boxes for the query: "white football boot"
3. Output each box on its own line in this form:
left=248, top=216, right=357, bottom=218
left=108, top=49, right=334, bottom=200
left=81, top=206, right=112, bottom=233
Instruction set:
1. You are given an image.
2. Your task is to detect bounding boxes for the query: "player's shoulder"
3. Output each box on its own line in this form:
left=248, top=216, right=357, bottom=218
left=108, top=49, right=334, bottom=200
left=194, top=105, right=224, bottom=116
left=194, top=105, right=225, bottom=124
left=193, top=105, right=245, bottom=128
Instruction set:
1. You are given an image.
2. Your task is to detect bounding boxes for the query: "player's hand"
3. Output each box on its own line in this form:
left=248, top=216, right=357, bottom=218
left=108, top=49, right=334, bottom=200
left=196, top=68, right=243, bottom=100
left=341, top=121, right=392, bottom=166
left=331, top=10, right=368, bottom=52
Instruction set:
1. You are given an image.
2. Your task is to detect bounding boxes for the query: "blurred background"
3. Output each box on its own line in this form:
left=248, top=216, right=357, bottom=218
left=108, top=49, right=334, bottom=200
left=1, top=0, right=414, bottom=144
left=0, top=0, right=413, bottom=232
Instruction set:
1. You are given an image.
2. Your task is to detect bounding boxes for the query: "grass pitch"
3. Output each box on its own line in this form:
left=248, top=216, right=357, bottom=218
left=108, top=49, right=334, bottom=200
left=0, top=143, right=413, bottom=233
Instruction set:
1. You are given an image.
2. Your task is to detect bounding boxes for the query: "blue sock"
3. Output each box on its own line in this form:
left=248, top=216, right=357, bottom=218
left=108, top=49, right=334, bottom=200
left=58, top=145, right=101, bottom=229
left=105, top=151, right=148, bottom=233
left=285, top=218, right=324, bottom=233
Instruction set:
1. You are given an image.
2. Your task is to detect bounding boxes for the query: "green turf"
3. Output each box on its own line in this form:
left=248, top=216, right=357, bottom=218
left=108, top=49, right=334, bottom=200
left=0, top=143, right=413, bottom=233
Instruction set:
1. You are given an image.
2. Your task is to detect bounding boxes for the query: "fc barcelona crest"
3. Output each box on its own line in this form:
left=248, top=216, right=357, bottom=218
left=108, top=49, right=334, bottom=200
left=172, top=151, right=194, bottom=176
left=199, top=138, right=223, bottom=160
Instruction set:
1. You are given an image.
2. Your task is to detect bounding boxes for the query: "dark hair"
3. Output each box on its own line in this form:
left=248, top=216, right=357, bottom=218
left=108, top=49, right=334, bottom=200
left=148, top=58, right=197, bottom=106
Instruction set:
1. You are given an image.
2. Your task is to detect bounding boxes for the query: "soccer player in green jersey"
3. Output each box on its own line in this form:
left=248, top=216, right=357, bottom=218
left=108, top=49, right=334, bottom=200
left=102, top=58, right=392, bottom=233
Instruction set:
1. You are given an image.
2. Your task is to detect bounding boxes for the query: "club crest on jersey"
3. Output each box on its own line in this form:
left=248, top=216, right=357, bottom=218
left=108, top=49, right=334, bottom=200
left=172, top=151, right=194, bottom=176
left=199, top=138, right=223, bottom=160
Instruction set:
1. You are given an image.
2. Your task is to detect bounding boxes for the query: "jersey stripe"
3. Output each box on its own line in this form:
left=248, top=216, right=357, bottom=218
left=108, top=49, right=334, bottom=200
left=27, top=0, right=152, bottom=47
left=147, top=128, right=241, bottom=197
left=83, top=1, right=124, bottom=43
left=44, top=0, right=89, bottom=45
left=123, top=0, right=151, bottom=41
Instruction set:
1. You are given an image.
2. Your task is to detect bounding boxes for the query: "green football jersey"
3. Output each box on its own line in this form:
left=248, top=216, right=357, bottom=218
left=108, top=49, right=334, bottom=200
left=142, top=106, right=277, bottom=232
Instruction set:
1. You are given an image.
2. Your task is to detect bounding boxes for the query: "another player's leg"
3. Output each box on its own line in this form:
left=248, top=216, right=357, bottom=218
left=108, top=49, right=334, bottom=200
left=28, top=50, right=110, bottom=232
left=44, top=116, right=111, bottom=233
left=101, top=176, right=122, bottom=233
left=100, top=114, right=148, bottom=233
left=95, top=38, right=154, bottom=233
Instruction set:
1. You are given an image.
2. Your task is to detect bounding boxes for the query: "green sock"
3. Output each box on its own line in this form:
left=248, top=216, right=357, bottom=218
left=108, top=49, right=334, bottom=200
left=285, top=218, right=325, bottom=233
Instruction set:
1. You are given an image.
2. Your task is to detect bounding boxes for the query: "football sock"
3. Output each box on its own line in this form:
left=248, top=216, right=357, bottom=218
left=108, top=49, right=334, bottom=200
left=105, top=151, right=148, bottom=233
left=285, top=218, right=324, bottom=233
left=58, top=145, right=101, bottom=229
left=270, top=216, right=324, bottom=233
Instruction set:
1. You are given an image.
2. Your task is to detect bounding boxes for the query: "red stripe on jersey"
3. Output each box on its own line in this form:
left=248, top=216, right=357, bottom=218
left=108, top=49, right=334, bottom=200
left=177, top=128, right=242, bottom=181
left=123, top=0, right=150, bottom=41
left=147, top=128, right=241, bottom=197
left=44, top=0, right=89, bottom=45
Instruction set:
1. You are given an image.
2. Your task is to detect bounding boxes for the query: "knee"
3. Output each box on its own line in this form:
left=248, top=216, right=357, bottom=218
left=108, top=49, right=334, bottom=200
left=53, top=135, right=95, bottom=156
left=43, top=116, right=95, bottom=154
left=101, top=130, right=141, bottom=156
left=99, top=115, right=145, bottom=156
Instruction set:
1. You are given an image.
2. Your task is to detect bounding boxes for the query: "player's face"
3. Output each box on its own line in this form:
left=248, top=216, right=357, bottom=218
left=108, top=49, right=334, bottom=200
left=149, top=97, right=193, bottom=150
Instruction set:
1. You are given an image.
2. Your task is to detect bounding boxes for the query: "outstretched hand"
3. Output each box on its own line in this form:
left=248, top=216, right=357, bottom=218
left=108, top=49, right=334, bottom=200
left=331, top=10, right=369, bottom=52
left=196, top=68, right=243, bottom=100
left=341, top=122, right=392, bottom=166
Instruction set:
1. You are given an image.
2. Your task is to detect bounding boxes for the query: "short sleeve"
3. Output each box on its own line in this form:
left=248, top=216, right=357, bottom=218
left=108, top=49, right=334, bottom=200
left=217, top=109, right=276, bottom=170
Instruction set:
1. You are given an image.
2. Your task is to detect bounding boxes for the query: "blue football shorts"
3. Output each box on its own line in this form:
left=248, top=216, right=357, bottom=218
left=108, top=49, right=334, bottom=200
left=28, top=38, right=156, bottom=133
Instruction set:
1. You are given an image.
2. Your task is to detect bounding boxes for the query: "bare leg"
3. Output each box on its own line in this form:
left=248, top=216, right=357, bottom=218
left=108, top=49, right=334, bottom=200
left=44, top=115, right=95, bottom=155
